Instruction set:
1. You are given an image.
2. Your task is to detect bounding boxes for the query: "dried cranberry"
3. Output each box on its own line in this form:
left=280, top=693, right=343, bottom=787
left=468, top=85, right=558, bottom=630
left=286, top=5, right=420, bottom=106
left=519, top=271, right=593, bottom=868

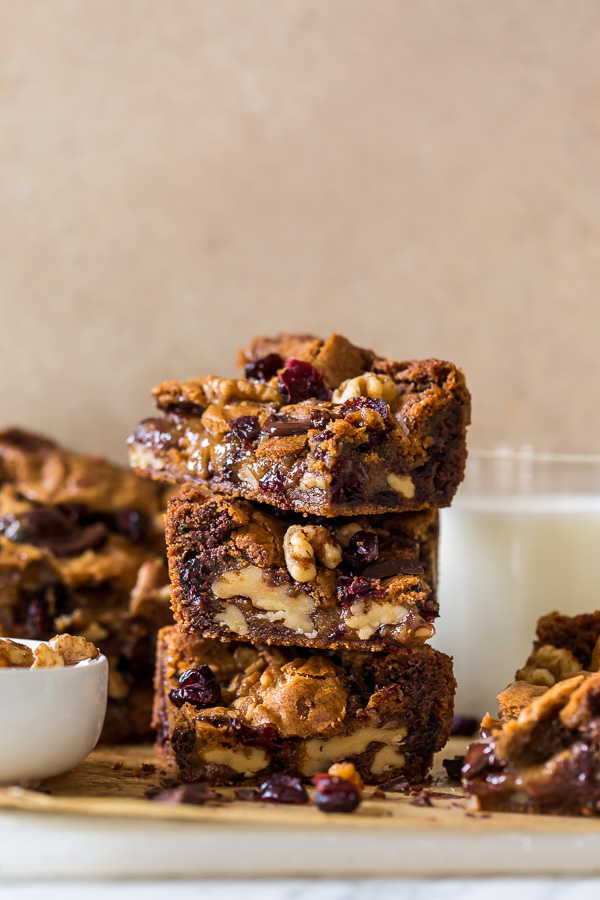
left=341, top=530, right=379, bottom=573
left=168, top=665, right=221, bottom=710
left=229, top=415, right=261, bottom=447
left=26, top=597, right=54, bottom=638
left=337, top=575, right=386, bottom=608
left=258, top=775, right=309, bottom=805
left=312, top=774, right=361, bottom=813
left=330, top=459, right=367, bottom=505
left=230, top=718, right=277, bottom=746
left=113, top=508, right=147, bottom=543
left=245, top=353, right=283, bottom=382
left=258, top=469, right=286, bottom=496
left=450, top=716, right=480, bottom=737
left=277, top=359, right=332, bottom=404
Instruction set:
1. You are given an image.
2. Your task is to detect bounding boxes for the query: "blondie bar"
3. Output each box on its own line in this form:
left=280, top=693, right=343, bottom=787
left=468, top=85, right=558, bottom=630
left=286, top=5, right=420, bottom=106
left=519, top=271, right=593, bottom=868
left=166, top=487, right=438, bottom=651
left=462, top=673, right=600, bottom=815
left=0, top=429, right=172, bottom=741
left=129, top=333, right=470, bottom=516
left=153, top=625, right=455, bottom=785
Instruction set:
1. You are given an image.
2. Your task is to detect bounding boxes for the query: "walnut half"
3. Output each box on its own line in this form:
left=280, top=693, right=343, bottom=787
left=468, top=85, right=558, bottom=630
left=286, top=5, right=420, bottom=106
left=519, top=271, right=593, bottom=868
left=283, top=525, right=342, bottom=583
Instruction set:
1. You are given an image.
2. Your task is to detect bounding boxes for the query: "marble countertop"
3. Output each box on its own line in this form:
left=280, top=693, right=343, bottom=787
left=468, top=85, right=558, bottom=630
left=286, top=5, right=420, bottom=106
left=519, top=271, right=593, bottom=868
left=4, top=880, right=600, bottom=900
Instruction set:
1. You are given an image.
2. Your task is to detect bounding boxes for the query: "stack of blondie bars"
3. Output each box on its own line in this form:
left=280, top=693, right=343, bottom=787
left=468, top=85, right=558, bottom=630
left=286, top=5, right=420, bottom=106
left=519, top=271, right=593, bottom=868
left=129, top=333, right=471, bottom=786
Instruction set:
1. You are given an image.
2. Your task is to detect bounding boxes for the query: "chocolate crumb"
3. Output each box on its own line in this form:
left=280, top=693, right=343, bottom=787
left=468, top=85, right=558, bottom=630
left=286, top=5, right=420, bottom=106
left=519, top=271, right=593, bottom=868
left=152, top=782, right=220, bottom=805
left=235, top=788, right=259, bottom=802
left=427, top=790, right=459, bottom=800
left=378, top=775, right=410, bottom=793
left=159, top=776, right=180, bottom=789
left=409, top=791, right=433, bottom=807
left=112, top=762, right=124, bottom=771
left=442, top=755, right=466, bottom=780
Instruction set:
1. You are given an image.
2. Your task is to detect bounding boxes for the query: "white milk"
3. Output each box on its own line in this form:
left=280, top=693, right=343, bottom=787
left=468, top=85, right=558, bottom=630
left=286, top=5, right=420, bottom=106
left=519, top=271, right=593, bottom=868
left=433, top=493, right=600, bottom=717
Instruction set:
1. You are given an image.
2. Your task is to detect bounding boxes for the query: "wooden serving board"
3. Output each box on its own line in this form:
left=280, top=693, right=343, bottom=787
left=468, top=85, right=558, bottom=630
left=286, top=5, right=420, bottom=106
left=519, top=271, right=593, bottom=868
left=1, top=739, right=600, bottom=878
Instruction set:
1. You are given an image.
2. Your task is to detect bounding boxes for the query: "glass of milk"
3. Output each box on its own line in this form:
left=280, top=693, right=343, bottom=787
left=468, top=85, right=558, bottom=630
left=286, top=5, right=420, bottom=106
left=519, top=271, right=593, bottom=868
left=433, top=447, right=600, bottom=717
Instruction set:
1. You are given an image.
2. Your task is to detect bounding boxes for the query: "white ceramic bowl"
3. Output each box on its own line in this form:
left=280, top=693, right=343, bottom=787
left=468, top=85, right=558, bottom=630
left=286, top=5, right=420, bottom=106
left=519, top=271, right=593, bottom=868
left=0, top=638, right=108, bottom=784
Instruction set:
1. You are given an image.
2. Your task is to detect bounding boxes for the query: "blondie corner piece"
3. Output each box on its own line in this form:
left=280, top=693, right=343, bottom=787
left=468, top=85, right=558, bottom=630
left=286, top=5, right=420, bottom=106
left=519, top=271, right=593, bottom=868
left=166, top=488, right=438, bottom=652
left=128, top=333, right=470, bottom=516
left=463, top=673, right=600, bottom=816
left=0, top=428, right=173, bottom=742
left=153, top=626, right=455, bottom=786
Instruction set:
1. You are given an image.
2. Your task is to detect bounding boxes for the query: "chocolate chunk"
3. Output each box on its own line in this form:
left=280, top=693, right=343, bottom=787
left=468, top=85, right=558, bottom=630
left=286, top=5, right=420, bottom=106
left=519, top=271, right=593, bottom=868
left=361, top=557, right=424, bottom=578
left=442, top=756, right=465, bottom=780
left=378, top=775, right=409, bottom=793
left=261, top=415, right=312, bottom=437
left=12, top=508, right=109, bottom=558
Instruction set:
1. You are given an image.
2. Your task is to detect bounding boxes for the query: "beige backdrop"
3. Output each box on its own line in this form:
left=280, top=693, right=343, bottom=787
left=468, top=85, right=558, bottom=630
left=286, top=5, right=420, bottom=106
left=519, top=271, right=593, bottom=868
left=1, top=1, right=599, bottom=463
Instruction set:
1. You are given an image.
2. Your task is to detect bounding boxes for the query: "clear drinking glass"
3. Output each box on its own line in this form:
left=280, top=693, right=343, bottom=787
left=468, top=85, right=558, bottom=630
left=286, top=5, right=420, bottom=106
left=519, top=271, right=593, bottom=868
left=432, top=447, right=600, bottom=717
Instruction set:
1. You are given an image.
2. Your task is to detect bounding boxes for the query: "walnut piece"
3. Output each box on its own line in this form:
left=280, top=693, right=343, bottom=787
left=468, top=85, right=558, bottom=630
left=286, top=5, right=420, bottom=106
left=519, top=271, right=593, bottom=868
left=387, top=473, right=415, bottom=499
left=48, top=633, right=100, bottom=665
left=32, top=643, right=65, bottom=668
left=0, top=633, right=100, bottom=669
left=0, top=638, right=34, bottom=668
left=332, top=372, right=399, bottom=407
left=516, top=644, right=582, bottom=688
left=233, top=657, right=348, bottom=738
left=283, top=524, right=342, bottom=582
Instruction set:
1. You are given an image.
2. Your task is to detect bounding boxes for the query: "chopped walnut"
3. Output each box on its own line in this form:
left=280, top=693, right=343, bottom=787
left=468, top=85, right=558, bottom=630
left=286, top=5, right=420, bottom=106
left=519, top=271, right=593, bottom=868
left=48, top=633, right=100, bottom=665
left=0, top=638, right=34, bottom=668
left=202, top=376, right=281, bottom=406
left=233, top=657, right=348, bottom=738
left=328, top=761, right=364, bottom=792
left=516, top=644, right=582, bottom=688
left=283, top=524, right=342, bottom=582
left=387, top=473, right=415, bottom=498
left=32, top=643, right=65, bottom=668
left=332, top=372, right=399, bottom=407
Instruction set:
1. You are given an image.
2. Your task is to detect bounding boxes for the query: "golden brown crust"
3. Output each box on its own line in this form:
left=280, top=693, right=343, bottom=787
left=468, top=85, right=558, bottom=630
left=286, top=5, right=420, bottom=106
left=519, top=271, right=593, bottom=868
left=129, top=335, right=471, bottom=517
